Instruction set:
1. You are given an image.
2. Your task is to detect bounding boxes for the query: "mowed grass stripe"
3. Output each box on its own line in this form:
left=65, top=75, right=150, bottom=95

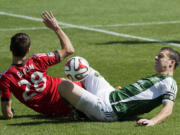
left=0, top=11, right=180, bottom=47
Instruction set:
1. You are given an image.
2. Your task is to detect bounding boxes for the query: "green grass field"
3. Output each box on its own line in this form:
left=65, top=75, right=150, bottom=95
left=0, top=0, right=180, bottom=134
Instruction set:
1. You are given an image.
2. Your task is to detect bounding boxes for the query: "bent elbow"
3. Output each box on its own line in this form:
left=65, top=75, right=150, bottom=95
left=59, top=48, right=75, bottom=61
left=66, top=48, right=75, bottom=56
left=68, top=48, right=75, bottom=55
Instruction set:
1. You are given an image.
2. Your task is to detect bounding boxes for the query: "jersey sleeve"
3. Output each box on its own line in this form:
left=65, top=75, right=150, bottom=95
left=162, top=78, right=177, bottom=102
left=0, top=78, right=11, bottom=101
left=33, top=51, right=61, bottom=69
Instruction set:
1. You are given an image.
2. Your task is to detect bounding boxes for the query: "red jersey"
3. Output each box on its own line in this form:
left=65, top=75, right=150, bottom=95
left=0, top=51, right=81, bottom=117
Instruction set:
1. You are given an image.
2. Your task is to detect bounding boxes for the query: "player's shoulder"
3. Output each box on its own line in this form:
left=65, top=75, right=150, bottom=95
left=165, top=76, right=177, bottom=89
left=29, top=53, right=48, bottom=64
left=31, top=53, right=47, bottom=59
left=32, top=52, right=56, bottom=58
left=162, top=75, right=176, bottom=84
left=0, top=69, right=11, bottom=86
left=159, top=75, right=177, bottom=93
left=149, top=74, right=175, bottom=83
left=153, top=75, right=176, bottom=88
left=0, top=65, right=13, bottom=79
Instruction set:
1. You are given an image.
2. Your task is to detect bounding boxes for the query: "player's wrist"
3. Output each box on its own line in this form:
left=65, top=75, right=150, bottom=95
left=54, top=26, right=61, bottom=32
left=150, top=119, right=157, bottom=125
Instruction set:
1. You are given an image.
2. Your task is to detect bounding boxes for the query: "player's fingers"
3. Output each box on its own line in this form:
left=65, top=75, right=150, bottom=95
left=41, top=11, right=48, bottom=20
left=137, top=119, right=148, bottom=125
left=142, top=121, right=148, bottom=125
left=41, top=11, right=47, bottom=16
left=41, top=15, right=46, bottom=21
left=49, top=11, right=54, bottom=18
left=42, top=11, right=51, bottom=20
left=137, top=119, right=146, bottom=123
left=45, top=11, right=52, bottom=19
left=41, top=12, right=45, bottom=18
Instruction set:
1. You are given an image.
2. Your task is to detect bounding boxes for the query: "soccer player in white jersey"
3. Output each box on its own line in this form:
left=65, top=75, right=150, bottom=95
left=58, top=47, right=180, bottom=126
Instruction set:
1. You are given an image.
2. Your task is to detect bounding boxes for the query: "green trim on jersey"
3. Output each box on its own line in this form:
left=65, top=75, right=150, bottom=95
left=109, top=74, right=177, bottom=119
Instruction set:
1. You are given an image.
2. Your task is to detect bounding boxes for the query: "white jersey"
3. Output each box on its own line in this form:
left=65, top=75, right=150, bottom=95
left=84, top=68, right=115, bottom=102
left=110, top=74, right=178, bottom=119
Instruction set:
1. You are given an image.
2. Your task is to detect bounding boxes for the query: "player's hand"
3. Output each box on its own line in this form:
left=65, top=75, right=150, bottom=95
left=136, top=119, right=155, bottom=126
left=41, top=11, right=60, bottom=31
left=115, top=86, right=122, bottom=89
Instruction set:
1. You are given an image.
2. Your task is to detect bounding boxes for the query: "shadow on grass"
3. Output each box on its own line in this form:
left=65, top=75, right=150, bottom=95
left=4, top=114, right=141, bottom=126
left=0, top=114, right=58, bottom=120
left=4, top=114, right=92, bottom=126
left=7, top=118, right=90, bottom=126
left=94, top=40, right=180, bottom=45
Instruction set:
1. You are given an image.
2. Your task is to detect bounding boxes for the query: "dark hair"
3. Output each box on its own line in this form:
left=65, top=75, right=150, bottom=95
left=160, top=47, right=180, bottom=69
left=10, top=33, right=31, bottom=57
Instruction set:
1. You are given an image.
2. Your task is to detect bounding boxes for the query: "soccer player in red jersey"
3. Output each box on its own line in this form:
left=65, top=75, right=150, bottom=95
left=0, top=11, right=81, bottom=119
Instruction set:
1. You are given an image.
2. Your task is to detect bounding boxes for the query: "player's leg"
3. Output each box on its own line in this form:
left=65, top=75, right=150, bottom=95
left=58, top=80, right=117, bottom=121
left=58, top=80, right=82, bottom=107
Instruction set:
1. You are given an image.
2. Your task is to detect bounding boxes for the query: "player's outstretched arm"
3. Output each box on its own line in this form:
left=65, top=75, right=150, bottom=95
left=1, top=100, right=14, bottom=119
left=41, top=11, right=74, bottom=61
left=137, top=101, right=174, bottom=126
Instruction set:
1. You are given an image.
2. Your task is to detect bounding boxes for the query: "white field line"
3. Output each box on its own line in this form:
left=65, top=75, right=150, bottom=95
left=0, top=11, right=180, bottom=47
left=0, top=26, right=69, bottom=31
left=91, top=21, right=180, bottom=27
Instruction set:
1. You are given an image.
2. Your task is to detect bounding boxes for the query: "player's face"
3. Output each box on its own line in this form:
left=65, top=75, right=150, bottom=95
left=154, top=50, right=173, bottom=73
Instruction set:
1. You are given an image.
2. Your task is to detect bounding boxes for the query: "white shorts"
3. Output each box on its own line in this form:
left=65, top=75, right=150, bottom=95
left=76, top=68, right=118, bottom=121
left=76, top=90, right=118, bottom=121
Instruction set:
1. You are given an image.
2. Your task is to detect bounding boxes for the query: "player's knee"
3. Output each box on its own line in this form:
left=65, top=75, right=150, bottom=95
left=58, top=80, right=74, bottom=97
